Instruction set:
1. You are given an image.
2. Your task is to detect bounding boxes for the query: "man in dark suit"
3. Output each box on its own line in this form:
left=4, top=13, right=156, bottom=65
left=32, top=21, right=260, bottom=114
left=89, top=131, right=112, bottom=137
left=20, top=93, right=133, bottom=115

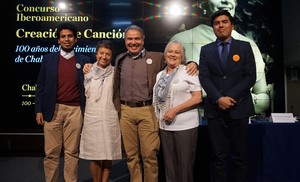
left=35, top=22, right=91, bottom=182
left=199, top=10, right=256, bottom=182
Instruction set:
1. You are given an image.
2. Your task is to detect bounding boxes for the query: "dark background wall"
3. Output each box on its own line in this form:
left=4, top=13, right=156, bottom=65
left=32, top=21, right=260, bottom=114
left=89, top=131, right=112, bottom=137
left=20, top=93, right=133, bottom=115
left=2, top=0, right=299, bottom=155
left=282, top=0, right=300, bottom=116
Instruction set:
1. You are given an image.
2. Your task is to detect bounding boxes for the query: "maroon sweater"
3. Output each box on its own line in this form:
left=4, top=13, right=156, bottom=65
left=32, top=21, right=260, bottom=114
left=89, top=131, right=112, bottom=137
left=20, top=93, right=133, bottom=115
left=56, top=55, right=80, bottom=106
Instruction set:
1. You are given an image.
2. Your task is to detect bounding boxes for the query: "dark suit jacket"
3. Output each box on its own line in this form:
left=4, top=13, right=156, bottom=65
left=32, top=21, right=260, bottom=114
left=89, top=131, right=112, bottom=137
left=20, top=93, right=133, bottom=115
left=112, top=51, right=165, bottom=113
left=35, top=52, right=91, bottom=121
left=199, top=38, right=256, bottom=119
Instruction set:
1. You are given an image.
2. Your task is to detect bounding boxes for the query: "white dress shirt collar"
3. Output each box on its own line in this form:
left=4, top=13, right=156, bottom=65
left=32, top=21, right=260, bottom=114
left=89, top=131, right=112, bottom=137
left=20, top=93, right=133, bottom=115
left=60, top=49, right=75, bottom=60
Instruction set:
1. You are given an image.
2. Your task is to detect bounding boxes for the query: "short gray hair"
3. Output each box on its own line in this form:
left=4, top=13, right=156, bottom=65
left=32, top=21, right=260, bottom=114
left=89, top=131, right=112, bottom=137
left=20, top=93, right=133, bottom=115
left=124, top=25, right=145, bottom=40
left=164, top=40, right=187, bottom=64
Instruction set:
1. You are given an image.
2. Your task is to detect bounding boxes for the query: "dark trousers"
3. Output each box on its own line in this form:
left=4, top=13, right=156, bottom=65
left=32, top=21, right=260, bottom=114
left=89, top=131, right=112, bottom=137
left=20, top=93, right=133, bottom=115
left=207, top=115, right=249, bottom=182
left=160, top=127, right=198, bottom=182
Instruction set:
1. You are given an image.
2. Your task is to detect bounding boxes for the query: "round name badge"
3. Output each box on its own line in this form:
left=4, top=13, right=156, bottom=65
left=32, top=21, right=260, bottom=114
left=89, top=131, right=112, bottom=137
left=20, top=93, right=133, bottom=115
left=233, top=54, right=240, bottom=62
left=146, top=58, right=153, bottom=64
left=76, top=63, right=81, bottom=69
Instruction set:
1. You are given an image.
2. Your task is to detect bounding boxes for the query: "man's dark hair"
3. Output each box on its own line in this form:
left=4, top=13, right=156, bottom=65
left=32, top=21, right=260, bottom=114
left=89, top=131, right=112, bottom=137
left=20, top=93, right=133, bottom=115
left=56, top=22, right=78, bottom=39
left=210, top=10, right=235, bottom=26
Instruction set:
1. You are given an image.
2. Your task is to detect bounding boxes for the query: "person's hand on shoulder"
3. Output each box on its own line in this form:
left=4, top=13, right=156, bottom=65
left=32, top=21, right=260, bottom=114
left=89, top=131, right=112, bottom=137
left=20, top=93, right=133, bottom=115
left=185, top=61, right=199, bottom=76
left=83, top=63, right=93, bottom=74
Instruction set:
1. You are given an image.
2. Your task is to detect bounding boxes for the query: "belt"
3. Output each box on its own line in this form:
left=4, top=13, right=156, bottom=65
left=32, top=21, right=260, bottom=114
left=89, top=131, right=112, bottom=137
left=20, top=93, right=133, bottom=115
left=121, top=100, right=152, bottom=107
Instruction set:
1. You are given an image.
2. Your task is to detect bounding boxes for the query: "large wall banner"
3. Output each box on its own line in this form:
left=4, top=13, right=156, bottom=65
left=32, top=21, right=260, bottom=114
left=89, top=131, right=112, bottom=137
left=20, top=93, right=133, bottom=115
left=3, top=0, right=284, bottom=132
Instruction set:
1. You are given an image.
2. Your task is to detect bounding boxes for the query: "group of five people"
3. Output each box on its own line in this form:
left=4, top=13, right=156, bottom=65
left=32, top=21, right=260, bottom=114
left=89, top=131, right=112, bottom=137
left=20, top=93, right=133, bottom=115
left=35, top=9, right=256, bottom=182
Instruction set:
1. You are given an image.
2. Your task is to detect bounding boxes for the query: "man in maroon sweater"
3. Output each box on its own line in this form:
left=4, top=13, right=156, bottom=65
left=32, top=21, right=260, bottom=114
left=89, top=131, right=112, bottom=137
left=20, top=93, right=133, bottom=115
left=35, top=22, right=91, bottom=182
